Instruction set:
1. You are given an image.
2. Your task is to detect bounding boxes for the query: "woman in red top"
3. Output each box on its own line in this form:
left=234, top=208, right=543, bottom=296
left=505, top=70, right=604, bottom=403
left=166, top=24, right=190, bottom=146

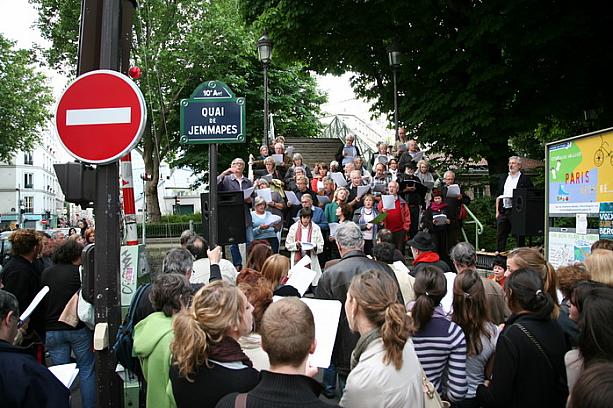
left=377, top=181, right=410, bottom=252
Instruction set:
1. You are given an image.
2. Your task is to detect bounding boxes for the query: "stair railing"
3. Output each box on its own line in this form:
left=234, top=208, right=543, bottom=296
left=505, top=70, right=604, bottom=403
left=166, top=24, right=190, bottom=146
left=461, top=204, right=484, bottom=250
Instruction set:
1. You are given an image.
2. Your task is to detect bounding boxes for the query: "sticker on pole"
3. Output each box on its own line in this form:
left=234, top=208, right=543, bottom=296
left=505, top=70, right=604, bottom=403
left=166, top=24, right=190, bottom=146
left=54, top=70, right=147, bottom=164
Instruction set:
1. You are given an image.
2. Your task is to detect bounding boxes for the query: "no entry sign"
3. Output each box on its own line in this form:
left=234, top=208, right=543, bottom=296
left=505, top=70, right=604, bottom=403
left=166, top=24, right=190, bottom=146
left=54, top=70, right=147, bottom=164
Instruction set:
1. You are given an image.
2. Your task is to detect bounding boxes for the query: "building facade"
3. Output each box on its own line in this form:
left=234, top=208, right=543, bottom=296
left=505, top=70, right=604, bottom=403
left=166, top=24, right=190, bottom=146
left=0, top=130, right=65, bottom=230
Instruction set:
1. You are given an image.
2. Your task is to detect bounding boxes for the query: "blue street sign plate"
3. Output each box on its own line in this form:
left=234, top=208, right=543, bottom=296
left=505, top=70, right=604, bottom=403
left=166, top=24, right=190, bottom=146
left=180, top=81, right=246, bottom=144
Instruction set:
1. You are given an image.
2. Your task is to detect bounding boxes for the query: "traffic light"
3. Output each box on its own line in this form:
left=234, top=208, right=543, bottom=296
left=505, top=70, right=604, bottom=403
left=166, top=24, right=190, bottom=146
left=54, top=162, right=96, bottom=208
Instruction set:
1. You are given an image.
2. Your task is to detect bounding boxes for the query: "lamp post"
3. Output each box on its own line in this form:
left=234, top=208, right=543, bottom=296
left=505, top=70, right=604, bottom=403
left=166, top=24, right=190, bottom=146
left=257, top=31, right=273, bottom=149
left=388, top=48, right=401, bottom=141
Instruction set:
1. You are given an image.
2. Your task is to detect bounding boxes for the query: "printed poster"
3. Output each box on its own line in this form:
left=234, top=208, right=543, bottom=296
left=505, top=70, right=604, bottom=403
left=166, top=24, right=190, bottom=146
left=599, top=202, right=613, bottom=240
left=547, top=231, right=599, bottom=269
left=548, top=130, right=613, bottom=214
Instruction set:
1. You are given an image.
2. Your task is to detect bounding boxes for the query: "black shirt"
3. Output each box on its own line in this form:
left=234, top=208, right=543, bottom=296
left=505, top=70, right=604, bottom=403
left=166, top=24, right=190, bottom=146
left=41, top=263, right=84, bottom=331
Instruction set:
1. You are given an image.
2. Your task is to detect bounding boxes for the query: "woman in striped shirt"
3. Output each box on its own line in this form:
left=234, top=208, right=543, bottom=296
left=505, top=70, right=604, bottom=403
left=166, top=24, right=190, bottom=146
left=410, top=265, right=468, bottom=403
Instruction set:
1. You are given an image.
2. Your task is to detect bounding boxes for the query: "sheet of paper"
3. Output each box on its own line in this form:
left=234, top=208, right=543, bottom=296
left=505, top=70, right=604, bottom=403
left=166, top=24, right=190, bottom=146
left=294, top=255, right=312, bottom=269
left=329, top=222, right=340, bottom=237
left=446, top=184, right=460, bottom=197
left=256, top=188, right=273, bottom=203
left=357, top=185, right=371, bottom=199
left=317, top=195, right=330, bottom=205
left=301, top=298, right=342, bottom=368
left=272, top=154, right=284, bottom=165
left=19, top=286, right=49, bottom=325
left=265, top=214, right=282, bottom=226
left=243, top=186, right=255, bottom=199
left=433, top=214, right=448, bottom=226
left=440, top=272, right=457, bottom=316
left=285, top=146, right=294, bottom=157
left=49, top=363, right=79, bottom=389
left=330, top=172, right=347, bottom=187
left=285, top=190, right=301, bottom=205
left=382, top=195, right=396, bottom=210
left=286, top=265, right=317, bottom=296
left=370, top=212, right=388, bottom=225
left=576, top=213, right=588, bottom=235
left=373, top=183, right=387, bottom=194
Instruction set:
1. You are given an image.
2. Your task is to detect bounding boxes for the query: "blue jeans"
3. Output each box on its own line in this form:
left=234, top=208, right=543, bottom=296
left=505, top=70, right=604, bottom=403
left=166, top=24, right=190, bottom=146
left=230, top=227, right=253, bottom=267
left=46, top=327, right=96, bottom=408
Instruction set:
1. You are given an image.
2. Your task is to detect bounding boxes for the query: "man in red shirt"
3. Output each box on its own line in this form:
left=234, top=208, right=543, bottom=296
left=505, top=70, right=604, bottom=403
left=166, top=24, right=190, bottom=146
left=377, top=180, right=410, bottom=252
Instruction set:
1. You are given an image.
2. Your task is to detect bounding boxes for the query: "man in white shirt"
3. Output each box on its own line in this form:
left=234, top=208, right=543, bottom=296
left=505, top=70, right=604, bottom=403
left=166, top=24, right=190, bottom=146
left=495, top=156, right=533, bottom=252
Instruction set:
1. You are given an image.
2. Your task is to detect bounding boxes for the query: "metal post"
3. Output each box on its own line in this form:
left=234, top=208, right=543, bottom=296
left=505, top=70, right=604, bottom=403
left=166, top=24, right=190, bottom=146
left=209, top=144, right=218, bottom=246
left=392, top=68, right=399, bottom=142
left=95, top=0, right=123, bottom=406
left=263, top=63, right=269, bottom=149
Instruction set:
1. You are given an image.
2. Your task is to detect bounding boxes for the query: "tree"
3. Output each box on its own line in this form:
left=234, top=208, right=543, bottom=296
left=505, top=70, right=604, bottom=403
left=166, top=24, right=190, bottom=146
left=0, top=34, right=53, bottom=162
left=241, top=0, right=613, bottom=182
left=31, top=0, right=324, bottom=221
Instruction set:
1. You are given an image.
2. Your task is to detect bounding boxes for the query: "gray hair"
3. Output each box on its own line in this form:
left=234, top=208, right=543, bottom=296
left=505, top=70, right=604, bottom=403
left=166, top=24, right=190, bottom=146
left=450, top=242, right=477, bottom=267
left=292, top=153, right=303, bottom=162
left=335, top=222, right=364, bottom=250
left=162, top=248, right=194, bottom=276
left=444, top=170, right=455, bottom=179
left=180, top=229, right=196, bottom=246
left=509, top=156, right=522, bottom=165
left=0, top=289, right=19, bottom=320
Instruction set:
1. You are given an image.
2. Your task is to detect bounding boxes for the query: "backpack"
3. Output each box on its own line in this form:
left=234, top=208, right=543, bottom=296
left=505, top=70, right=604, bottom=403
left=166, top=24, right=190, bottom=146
left=112, top=283, right=151, bottom=373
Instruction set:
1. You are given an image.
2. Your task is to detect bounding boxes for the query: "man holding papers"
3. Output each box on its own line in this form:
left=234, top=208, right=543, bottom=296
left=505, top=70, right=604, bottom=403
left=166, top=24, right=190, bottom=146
left=377, top=181, right=411, bottom=252
left=441, top=170, right=471, bottom=252
left=0, top=290, right=70, bottom=407
left=218, top=157, right=254, bottom=267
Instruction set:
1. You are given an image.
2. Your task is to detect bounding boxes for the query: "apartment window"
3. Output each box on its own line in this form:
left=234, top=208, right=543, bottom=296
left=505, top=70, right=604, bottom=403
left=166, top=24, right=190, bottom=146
left=24, top=196, right=34, bottom=213
left=24, top=173, right=33, bottom=189
left=473, top=186, right=486, bottom=198
left=24, top=152, right=33, bottom=165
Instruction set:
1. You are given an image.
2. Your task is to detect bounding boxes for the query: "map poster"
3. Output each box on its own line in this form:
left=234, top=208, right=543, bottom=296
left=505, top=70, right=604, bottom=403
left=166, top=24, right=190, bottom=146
left=548, top=130, right=613, bottom=214
left=599, top=202, right=613, bottom=240
left=547, top=231, right=599, bottom=269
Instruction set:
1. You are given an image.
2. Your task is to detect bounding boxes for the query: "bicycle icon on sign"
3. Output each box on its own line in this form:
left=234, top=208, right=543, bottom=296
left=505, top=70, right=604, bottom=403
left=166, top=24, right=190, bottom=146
left=594, top=135, right=613, bottom=167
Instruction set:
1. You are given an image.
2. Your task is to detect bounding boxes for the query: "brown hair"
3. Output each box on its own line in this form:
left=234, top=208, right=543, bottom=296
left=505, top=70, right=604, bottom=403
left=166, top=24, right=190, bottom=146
left=349, top=270, right=410, bottom=369
left=149, top=273, right=192, bottom=317
left=568, top=362, right=613, bottom=408
left=9, top=229, right=40, bottom=257
left=236, top=268, right=262, bottom=287
left=260, top=298, right=315, bottom=367
left=238, top=280, right=273, bottom=333
left=556, top=263, right=590, bottom=299
left=590, top=239, right=613, bottom=252
left=171, top=281, right=246, bottom=381
left=584, top=249, right=613, bottom=286
left=411, top=266, right=446, bottom=333
left=507, top=247, right=559, bottom=317
left=84, top=227, right=95, bottom=243
left=260, top=254, right=290, bottom=289
left=452, top=270, right=491, bottom=356
left=246, top=240, right=273, bottom=271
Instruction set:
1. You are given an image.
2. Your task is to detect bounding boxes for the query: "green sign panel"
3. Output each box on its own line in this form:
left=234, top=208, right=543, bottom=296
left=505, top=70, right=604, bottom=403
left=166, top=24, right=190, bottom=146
left=180, top=81, right=246, bottom=144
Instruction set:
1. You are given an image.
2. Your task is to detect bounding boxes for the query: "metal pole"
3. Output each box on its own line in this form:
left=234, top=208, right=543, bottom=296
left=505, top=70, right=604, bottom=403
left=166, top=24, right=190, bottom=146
left=393, top=68, right=399, bottom=142
left=142, top=176, right=146, bottom=245
left=95, top=0, right=123, bottom=406
left=263, top=63, right=269, bottom=148
left=209, top=144, right=218, bottom=246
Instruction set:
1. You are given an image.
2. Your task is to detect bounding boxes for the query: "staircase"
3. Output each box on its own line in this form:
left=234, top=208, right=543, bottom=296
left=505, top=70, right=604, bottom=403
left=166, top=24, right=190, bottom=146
left=283, top=137, right=343, bottom=166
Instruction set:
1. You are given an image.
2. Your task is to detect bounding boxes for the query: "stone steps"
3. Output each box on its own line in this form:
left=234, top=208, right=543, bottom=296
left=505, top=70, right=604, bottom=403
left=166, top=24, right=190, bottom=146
left=284, top=137, right=343, bottom=166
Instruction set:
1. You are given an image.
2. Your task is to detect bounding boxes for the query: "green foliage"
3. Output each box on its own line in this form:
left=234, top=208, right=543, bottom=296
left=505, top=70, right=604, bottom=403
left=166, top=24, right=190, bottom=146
left=31, top=0, right=325, bottom=220
left=0, top=34, right=53, bottom=162
left=464, top=196, right=498, bottom=252
left=241, top=0, right=613, bottom=175
left=159, top=213, right=201, bottom=223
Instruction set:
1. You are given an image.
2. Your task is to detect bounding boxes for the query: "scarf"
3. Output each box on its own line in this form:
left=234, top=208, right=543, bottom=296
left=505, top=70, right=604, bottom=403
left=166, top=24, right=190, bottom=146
left=208, top=336, right=253, bottom=368
left=430, top=201, right=447, bottom=212
left=350, top=328, right=381, bottom=370
left=294, top=222, right=313, bottom=263
left=413, top=251, right=440, bottom=265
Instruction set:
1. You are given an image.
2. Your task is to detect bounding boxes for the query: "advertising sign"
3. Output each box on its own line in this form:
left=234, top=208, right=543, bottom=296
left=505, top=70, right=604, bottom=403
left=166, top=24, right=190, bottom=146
left=547, top=129, right=613, bottom=214
left=599, top=202, right=613, bottom=240
left=547, top=230, right=599, bottom=269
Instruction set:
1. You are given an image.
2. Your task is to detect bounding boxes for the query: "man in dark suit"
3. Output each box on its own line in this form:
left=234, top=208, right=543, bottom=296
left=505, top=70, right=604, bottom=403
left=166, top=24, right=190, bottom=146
left=496, top=156, right=533, bottom=252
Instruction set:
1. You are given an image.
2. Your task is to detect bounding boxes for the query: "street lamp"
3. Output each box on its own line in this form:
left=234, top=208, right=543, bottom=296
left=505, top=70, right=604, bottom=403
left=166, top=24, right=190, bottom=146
left=257, top=30, right=273, bottom=149
left=388, top=48, right=401, bottom=141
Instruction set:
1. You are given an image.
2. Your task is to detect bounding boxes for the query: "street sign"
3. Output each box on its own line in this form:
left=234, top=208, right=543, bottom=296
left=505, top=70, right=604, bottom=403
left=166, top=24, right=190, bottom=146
left=180, top=81, right=246, bottom=144
left=54, top=70, right=147, bottom=164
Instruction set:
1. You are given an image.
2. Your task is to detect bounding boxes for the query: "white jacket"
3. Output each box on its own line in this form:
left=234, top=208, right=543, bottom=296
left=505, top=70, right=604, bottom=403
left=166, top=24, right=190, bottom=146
left=285, top=221, right=324, bottom=285
left=340, top=338, right=425, bottom=408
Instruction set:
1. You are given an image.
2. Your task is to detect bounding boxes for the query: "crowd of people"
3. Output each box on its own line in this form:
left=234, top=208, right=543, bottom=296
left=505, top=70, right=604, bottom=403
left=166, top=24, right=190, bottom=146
left=0, top=133, right=612, bottom=408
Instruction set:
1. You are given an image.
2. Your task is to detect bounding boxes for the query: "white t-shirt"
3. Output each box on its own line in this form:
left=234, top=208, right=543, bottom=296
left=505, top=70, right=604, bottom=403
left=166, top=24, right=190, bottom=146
left=502, top=172, right=521, bottom=208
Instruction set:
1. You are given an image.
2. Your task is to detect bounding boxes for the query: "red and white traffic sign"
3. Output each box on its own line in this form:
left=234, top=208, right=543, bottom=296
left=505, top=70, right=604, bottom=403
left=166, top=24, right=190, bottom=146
left=54, top=70, right=147, bottom=164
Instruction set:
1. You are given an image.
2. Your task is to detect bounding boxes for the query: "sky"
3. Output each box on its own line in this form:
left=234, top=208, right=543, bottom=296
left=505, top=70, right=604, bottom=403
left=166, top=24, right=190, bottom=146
left=0, top=1, right=392, bottom=196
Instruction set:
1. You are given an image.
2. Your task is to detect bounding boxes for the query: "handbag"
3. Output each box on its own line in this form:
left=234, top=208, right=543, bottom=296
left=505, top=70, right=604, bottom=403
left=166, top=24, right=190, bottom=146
left=59, top=291, right=80, bottom=327
left=77, top=289, right=95, bottom=330
left=420, top=365, right=451, bottom=408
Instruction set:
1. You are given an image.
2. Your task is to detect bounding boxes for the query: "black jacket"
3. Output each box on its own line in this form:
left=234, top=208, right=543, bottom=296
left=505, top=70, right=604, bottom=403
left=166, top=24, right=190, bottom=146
left=41, top=263, right=84, bottom=331
left=476, top=313, right=569, bottom=408
left=216, top=370, right=338, bottom=408
left=0, top=340, right=70, bottom=407
left=314, top=250, right=403, bottom=374
left=497, top=173, right=534, bottom=212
